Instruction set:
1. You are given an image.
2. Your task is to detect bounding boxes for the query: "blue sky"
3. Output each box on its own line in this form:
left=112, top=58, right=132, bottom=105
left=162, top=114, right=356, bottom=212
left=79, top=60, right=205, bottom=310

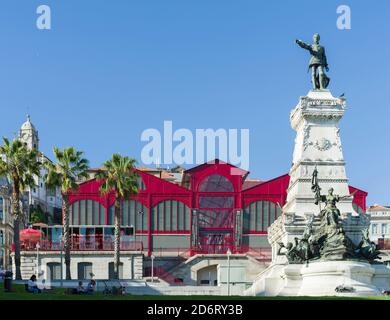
left=0, top=1, right=389, bottom=205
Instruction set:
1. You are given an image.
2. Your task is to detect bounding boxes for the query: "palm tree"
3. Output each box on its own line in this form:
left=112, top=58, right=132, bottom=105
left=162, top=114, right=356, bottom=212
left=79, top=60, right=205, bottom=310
left=0, top=137, right=41, bottom=280
left=44, top=147, right=89, bottom=280
left=96, top=154, right=138, bottom=279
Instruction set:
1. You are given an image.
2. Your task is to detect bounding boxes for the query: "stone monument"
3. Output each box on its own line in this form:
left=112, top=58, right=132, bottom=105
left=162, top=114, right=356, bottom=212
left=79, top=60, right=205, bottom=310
left=244, top=35, right=390, bottom=297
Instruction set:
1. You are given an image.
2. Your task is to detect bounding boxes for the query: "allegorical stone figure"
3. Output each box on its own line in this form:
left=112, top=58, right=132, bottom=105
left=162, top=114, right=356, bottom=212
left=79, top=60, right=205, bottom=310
left=356, top=228, right=382, bottom=262
left=295, top=33, right=330, bottom=90
left=277, top=241, right=303, bottom=264
left=319, top=188, right=342, bottom=228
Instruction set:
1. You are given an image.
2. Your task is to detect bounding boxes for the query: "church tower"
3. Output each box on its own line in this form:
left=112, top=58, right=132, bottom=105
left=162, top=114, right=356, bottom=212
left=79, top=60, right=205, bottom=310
left=19, top=115, right=39, bottom=150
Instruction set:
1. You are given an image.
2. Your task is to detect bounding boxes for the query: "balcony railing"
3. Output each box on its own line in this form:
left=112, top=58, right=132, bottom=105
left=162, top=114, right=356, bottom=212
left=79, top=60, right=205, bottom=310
left=19, top=235, right=143, bottom=252
left=190, top=244, right=272, bottom=258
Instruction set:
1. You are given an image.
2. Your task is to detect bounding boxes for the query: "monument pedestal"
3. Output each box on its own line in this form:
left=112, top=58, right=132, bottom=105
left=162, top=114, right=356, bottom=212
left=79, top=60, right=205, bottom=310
left=244, top=261, right=390, bottom=296
left=244, top=90, right=389, bottom=297
left=268, top=90, right=369, bottom=261
left=298, top=261, right=380, bottom=296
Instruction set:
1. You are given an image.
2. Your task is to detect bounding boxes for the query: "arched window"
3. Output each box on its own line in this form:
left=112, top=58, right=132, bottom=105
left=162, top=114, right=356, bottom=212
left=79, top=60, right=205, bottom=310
left=120, top=200, right=148, bottom=231
left=243, top=201, right=282, bottom=232
left=151, top=200, right=191, bottom=232
left=70, top=200, right=106, bottom=226
left=198, top=174, right=234, bottom=192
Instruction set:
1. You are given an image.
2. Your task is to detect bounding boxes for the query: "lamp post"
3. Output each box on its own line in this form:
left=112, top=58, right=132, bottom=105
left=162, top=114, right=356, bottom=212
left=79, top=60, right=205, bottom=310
left=151, top=254, right=155, bottom=283
left=36, top=242, right=40, bottom=276
left=60, top=237, right=63, bottom=287
left=0, top=231, right=3, bottom=270
left=226, top=248, right=231, bottom=296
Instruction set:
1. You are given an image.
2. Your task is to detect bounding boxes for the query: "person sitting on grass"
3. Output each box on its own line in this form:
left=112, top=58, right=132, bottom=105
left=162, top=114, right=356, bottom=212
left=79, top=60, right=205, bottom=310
left=27, top=275, right=41, bottom=294
left=76, top=281, right=86, bottom=294
left=86, top=279, right=96, bottom=294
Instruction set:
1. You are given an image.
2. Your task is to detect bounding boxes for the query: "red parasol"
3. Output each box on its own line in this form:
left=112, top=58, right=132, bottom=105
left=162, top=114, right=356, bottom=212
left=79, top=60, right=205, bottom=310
left=20, top=228, right=43, bottom=242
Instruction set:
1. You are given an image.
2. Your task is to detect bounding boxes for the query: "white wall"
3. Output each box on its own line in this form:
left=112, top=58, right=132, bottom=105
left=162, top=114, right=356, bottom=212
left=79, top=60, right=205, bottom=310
left=13, top=251, right=143, bottom=280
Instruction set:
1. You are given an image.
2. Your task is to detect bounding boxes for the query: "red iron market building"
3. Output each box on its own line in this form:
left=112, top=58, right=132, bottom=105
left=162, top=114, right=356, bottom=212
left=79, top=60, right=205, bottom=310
left=19, top=160, right=367, bottom=283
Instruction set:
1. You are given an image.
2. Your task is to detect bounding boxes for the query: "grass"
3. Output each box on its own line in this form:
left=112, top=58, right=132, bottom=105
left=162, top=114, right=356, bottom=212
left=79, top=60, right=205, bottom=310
left=0, top=283, right=389, bottom=300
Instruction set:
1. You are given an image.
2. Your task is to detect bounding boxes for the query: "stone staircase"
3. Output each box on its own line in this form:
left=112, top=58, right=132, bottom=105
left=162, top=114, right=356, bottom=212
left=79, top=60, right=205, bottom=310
left=19, top=255, right=36, bottom=280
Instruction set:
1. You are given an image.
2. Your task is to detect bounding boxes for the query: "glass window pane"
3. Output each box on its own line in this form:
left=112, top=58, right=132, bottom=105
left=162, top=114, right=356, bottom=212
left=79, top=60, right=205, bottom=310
left=158, top=202, right=164, bottom=231
left=243, top=207, right=250, bottom=233
left=151, top=207, right=157, bottom=231
left=79, top=200, right=86, bottom=225
left=171, top=201, right=177, bottom=231
left=130, top=200, right=136, bottom=226
left=198, top=174, right=234, bottom=192
left=263, top=201, right=269, bottom=229
left=178, top=202, right=184, bottom=230
left=249, top=203, right=255, bottom=231
left=93, top=201, right=99, bottom=225
left=185, top=206, right=190, bottom=230
left=100, top=204, right=106, bottom=225
left=135, top=202, right=141, bottom=230
left=142, top=207, right=148, bottom=231
left=73, top=202, right=79, bottom=225
left=122, top=201, right=129, bottom=226
left=269, top=202, right=275, bottom=225
left=136, top=201, right=142, bottom=228
left=165, top=201, right=171, bottom=231
left=199, top=196, right=234, bottom=209
left=256, top=201, right=262, bottom=231
left=78, top=262, right=92, bottom=280
left=86, top=200, right=93, bottom=225
left=108, top=206, right=114, bottom=225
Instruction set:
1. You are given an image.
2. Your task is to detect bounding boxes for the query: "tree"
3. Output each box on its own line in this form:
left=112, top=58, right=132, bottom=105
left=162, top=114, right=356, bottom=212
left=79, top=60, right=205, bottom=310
left=44, top=147, right=89, bottom=280
left=96, top=154, right=138, bottom=279
left=30, top=204, right=47, bottom=224
left=0, top=137, right=41, bottom=280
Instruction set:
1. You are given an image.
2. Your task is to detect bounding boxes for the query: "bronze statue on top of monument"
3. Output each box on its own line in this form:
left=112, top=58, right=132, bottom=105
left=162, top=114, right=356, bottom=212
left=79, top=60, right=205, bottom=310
left=296, top=33, right=330, bottom=90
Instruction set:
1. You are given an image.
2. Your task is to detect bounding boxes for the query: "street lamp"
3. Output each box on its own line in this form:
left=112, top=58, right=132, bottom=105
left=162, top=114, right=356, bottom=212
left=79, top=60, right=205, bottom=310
left=151, top=255, right=155, bottom=283
left=60, top=237, right=64, bottom=287
left=36, top=242, right=40, bottom=276
left=226, top=248, right=231, bottom=296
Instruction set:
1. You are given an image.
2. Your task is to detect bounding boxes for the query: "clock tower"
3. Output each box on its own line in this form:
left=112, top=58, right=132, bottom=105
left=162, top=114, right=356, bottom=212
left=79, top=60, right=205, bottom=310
left=19, top=115, right=39, bottom=150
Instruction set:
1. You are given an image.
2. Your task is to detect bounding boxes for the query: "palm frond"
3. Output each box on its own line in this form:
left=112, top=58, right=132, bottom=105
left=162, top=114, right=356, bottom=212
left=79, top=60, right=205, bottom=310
left=96, top=154, right=139, bottom=200
left=45, top=147, right=90, bottom=195
left=0, top=137, right=42, bottom=192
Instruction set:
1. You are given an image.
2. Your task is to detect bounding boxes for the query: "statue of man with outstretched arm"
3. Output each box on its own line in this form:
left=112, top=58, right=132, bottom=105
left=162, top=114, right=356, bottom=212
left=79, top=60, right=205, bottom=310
left=296, top=33, right=330, bottom=90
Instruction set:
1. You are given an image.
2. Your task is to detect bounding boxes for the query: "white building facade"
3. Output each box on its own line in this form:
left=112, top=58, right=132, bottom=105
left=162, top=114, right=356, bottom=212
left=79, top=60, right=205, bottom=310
left=367, top=205, right=390, bottom=244
left=18, top=116, right=62, bottom=225
left=0, top=177, right=13, bottom=270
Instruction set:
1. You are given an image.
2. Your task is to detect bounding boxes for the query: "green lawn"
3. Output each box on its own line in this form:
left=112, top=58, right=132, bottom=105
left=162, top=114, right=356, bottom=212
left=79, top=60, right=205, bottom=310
left=0, top=283, right=389, bottom=300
